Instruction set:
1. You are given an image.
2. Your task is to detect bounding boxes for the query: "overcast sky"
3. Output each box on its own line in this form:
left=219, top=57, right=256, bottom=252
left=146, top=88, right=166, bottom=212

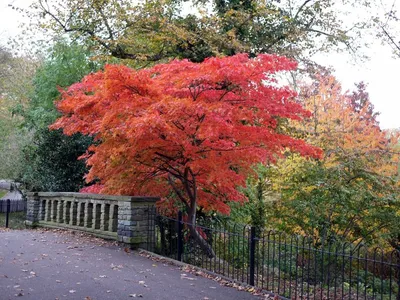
left=1, top=0, right=400, bottom=129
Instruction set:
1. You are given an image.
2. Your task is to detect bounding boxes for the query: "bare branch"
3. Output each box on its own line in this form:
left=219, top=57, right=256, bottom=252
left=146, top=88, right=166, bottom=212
left=380, top=24, right=400, bottom=58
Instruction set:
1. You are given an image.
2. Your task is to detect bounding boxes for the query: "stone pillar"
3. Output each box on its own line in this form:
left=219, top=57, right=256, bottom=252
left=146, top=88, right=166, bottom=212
left=117, top=197, right=159, bottom=249
left=26, top=192, right=40, bottom=228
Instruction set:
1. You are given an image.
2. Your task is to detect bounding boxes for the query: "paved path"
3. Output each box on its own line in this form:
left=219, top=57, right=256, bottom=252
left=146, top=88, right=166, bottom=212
left=0, top=180, right=23, bottom=200
left=0, top=229, right=261, bottom=300
left=0, top=180, right=12, bottom=191
left=0, top=190, right=22, bottom=200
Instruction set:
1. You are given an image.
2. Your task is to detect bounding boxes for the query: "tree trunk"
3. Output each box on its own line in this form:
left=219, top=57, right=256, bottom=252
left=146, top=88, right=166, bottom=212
left=168, top=168, right=216, bottom=258
left=186, top=208, right=216, bottom=258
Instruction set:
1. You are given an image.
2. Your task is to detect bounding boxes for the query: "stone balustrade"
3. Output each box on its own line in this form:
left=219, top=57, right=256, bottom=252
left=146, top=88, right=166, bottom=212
left=26, top=192, right=158, bottom=249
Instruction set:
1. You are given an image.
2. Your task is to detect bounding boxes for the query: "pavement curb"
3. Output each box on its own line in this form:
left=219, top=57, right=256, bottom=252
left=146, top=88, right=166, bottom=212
left=138, top=249, right=283, bottom=299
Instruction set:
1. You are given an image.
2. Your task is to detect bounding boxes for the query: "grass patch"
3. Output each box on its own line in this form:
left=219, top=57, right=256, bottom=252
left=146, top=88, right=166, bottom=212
left=0, top=189, right=8, bottom=198
left=0, top=211, right=26, bottom=229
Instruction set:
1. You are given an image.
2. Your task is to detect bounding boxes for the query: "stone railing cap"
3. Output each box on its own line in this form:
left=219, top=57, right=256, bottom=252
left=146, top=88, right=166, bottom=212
left=27, top=192, right=159, bottom=203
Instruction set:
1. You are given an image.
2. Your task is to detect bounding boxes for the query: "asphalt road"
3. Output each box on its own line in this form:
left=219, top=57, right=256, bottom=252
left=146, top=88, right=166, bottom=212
left=0, top=229, right=261, bottom=300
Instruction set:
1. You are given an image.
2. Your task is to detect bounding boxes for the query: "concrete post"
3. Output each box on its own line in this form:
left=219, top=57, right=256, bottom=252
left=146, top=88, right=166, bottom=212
left=117, top=196, right=159, bottom=249
left=26, top=192, right=40, bottom=228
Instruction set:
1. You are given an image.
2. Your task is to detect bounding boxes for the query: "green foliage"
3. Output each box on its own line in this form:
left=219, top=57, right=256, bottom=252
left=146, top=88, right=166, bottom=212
left=23, top=42, right=100, bottom=129
left=0, top=47, right=36, bottom=181
left=0, top=211, right=26, bottom=229
left=21, top=129, right=92, bottom=192
left=18, top=41, right=101, bottom=192
left=28, top=0, right=375, bottom=64
left=230, top=164, right=279, bottom=236
left=270, top=157, right=400, bottom=249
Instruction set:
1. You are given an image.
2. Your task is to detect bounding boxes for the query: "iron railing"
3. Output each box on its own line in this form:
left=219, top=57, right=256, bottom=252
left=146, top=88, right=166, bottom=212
left=0, top=199, right=26, bottom=213
left=146, top=210, right=400, bottom=299
left=0, top=199, right=26, bottom=228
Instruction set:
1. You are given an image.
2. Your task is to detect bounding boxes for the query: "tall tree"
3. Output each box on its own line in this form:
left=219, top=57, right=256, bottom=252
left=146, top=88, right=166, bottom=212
left=18, top=42, right=100, bottom=192
left=51, top=54, right=321, bottom=256
left=268, top=74, right=400, bottom=249
left=23, top=0, right=375, bottom=64
left=0, top=47, right=37, bottom=180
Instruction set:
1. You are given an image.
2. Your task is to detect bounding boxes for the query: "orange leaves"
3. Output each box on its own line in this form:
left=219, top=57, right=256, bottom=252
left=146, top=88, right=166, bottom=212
left=51, top=54, right=319, bottom=213
left=297, top=74, right=399, bottom=178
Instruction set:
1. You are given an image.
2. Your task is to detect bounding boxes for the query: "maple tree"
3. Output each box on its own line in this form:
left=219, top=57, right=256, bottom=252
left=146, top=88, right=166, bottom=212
left=51, top=54, right=321, bottom=256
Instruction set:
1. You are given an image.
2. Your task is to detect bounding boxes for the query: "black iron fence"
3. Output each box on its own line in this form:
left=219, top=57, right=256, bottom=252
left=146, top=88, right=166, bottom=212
left=146, top=210, right=400, bottom=299
left=0, top=199, right=26, bottom=213
left=0, top=199, right=26, bottom=228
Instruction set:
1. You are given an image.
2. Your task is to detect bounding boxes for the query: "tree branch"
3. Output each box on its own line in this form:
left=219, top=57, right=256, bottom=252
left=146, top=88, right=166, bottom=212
left=380, top=24, right=400, bottom=58
left=168, top=174, right=189, bottom=210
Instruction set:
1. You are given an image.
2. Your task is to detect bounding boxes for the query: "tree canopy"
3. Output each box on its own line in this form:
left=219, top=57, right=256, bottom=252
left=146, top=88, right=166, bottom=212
left=26, top=0, right=377, bottom=65
left=51, top=54, right=322, bottom=254
left=265, top=74, right=400, bottom=249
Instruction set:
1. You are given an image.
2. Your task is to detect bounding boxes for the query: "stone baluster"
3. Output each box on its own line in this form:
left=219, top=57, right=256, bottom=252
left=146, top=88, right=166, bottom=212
left=100, top=203, right=109, bottom=231
left=77, top=202, right=83, bottom=226
left=70, top=201, right=77, bottom=226
left=85, top=202, right=93, bottom=228
left=109, top=204, right=118, bottom=232
left=51, top=200, right=57, bottom=222
left=57, top=201, right=64, bottom=223
left=45, top=200, right=51, bottom=222
left=92, top=203, right=101, bottom=230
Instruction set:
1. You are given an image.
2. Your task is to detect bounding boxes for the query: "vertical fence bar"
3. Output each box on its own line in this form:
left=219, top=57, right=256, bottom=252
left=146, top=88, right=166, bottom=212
left=277, top=233, right=282, bottom=296
left=396, top=250, right=400, bottom=300
left=249, top=226, right=256, bottom=286
left=177, top=211, right=183, bottom=262
left=380, top=250, right=384, bottom=300
left=5, top=199, right=10, bottom=228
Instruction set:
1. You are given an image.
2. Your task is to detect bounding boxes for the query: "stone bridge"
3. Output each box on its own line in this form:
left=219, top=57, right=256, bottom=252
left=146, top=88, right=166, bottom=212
left=25, top=192, right=158, bottom=249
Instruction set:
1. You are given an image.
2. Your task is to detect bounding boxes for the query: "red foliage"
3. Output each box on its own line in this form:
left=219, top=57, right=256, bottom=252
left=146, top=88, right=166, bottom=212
left=79, top=184, right=104, bottom=194
left=51, top=54, right=321, bottom=214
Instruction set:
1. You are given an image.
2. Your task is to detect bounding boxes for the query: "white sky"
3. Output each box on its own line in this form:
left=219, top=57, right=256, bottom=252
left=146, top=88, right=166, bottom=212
left=1, top=0, right=400, bottom=129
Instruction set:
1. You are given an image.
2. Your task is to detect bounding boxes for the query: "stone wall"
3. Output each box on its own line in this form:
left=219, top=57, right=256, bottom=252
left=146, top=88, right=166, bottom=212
left=26, top=192, right=159, bottom=249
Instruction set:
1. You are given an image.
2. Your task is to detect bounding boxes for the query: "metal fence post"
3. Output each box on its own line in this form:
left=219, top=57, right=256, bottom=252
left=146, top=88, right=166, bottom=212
left=249, top=226, right=256, bottom=286
left=177, top=211, right=183, bottom=261
left=5, top=199, right=10, bottom=228
left=396, top=250, right=400, bottom=300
